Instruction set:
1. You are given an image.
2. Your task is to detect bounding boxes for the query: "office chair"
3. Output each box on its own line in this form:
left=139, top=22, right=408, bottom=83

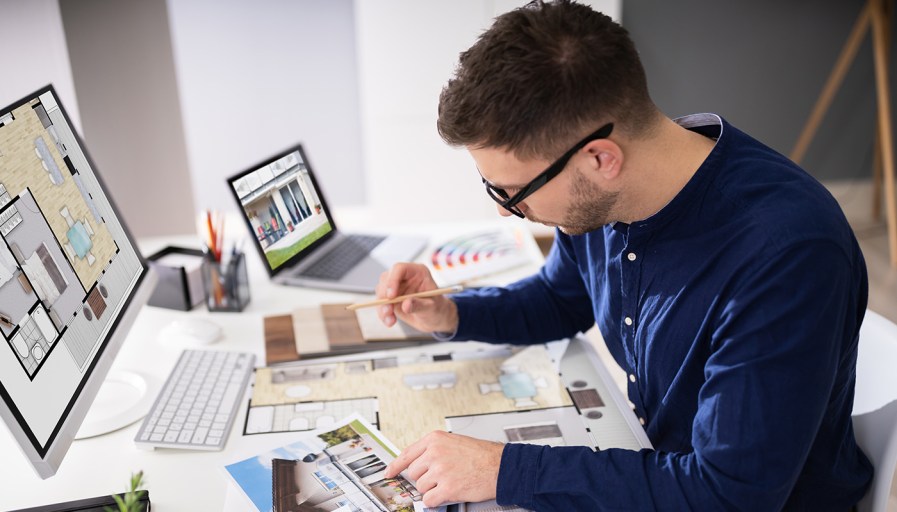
left=853, top=309, right=897, bottom=512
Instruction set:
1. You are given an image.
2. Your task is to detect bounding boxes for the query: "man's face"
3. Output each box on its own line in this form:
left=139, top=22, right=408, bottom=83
left=470, top=146, right=619, bottom=235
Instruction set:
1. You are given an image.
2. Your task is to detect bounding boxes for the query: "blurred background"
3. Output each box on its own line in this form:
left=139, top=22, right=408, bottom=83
left=0, top=0, right=886, bottom=230
left=0, top=0, right=894, bottom=316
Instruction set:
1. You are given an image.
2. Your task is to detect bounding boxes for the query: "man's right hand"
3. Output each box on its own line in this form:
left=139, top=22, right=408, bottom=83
left=375, top=263, right=459, bottom=334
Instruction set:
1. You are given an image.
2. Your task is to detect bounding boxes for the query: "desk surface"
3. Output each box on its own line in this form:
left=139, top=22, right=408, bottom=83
left=0, top=218, right=626, bottom=511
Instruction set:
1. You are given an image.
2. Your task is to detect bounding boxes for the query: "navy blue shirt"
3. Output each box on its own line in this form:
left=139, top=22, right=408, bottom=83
left=449, top=114, right=872, bottom=511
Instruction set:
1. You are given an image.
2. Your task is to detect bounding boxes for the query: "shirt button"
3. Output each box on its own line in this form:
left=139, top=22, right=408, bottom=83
left=627, top=252, right=637, bottom=261
left=624, top=316, right=633, bottom=326
left=639, top=417, right=646, bottom=426
left=629, top=374, right=636, bottom=383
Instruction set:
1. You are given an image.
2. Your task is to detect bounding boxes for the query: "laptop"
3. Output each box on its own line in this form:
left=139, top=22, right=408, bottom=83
left=227, top=143, right=427, bottom=293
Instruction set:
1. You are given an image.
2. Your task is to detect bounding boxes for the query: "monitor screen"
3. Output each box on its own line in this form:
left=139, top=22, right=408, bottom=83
left=0, top=86, right=154, bottom=478
left=227, top=145, right=334, bottom=274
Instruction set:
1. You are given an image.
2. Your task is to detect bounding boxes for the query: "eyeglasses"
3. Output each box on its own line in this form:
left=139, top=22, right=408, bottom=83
left=481, top=123, right=614, bottom=218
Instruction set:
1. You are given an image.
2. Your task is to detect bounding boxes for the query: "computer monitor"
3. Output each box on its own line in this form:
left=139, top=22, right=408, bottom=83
left=0, top=85, right=156, bottom=478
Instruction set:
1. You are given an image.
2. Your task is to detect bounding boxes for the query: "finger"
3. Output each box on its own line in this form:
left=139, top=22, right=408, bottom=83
left=414, top=470, right=437, bottom=494
left=400, top=297, right=432, bottom=316
left=400, top=296, right=444, bottom=319
left=385, top=437, right=429, bottom=478
left=394, top=300, right=425, bottom=326
left=384, top=457, right=404, bottom=478
left=375, top=270, right=389, bottom=299
left=385, top=263, right=417, bottom=298
left=404, top=457, right=430, bottom=482
left=378, top=304, right=396, bottom=327
left=423, top=487, right=448, bottom=508
left=386, top=262, right=433, bottom=298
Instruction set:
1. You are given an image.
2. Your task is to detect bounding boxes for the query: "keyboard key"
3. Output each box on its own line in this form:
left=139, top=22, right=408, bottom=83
left=192, top=427, right=209, bottom=444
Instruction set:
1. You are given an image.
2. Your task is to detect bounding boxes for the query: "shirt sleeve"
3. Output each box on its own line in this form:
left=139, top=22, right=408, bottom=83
left=496, top=240, right=866, bottom=511
left=451, top=233, right=596, bottom=344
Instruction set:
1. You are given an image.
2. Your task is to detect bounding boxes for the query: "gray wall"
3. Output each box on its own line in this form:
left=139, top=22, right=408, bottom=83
left=0, top=0, right=80, bottom=130
left=58, top=0, right=196, bottom=236
left=624, top=0, right=887, bottom=181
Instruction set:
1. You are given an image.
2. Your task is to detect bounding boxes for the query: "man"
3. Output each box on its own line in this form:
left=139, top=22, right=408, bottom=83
left=377, top=1, right=873, bottom=510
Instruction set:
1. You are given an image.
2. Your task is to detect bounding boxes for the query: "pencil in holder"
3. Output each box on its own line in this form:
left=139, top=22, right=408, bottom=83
left=201, top=251, right=250, bottom=312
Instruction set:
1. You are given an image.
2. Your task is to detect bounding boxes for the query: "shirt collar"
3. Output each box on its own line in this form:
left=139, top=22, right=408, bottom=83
left=611, top=113, right=725, bottom=235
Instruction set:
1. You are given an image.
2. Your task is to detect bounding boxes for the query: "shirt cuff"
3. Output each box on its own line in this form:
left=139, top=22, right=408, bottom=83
left=496, top=443, right=544, bottom=509
left=432, top=330, right=456, bottom=341
left=431, top=293, right=475, bottom=341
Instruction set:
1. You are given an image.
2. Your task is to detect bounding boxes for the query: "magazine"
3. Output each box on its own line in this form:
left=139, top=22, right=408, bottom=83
left=225, top=414, right=451, bottom=512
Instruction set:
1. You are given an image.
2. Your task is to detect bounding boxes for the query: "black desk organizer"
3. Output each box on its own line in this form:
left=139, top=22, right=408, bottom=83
left=146, top=246, right=205, bottom=311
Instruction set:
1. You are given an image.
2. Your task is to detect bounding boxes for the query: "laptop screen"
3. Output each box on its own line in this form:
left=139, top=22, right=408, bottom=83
left=228, top=144, right=335, bottom=274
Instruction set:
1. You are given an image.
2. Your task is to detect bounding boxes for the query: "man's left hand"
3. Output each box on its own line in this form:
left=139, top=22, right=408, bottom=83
left=385, top=430, right=505, bottom=507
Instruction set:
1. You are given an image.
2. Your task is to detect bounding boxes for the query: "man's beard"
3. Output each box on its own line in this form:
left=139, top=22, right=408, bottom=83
left=526, top=167, right=618, bottom=236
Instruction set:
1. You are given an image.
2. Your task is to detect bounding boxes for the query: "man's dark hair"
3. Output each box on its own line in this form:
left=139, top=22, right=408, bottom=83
left=437, top=0, right=656, bottom=160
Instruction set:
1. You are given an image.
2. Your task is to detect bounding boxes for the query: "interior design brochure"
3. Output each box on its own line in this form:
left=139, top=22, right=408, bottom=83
left=225, top=414, right=451, bottom=512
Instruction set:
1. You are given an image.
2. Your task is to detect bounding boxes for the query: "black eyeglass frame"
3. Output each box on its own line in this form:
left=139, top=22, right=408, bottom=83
left=481, top=123, right=614, bottom=218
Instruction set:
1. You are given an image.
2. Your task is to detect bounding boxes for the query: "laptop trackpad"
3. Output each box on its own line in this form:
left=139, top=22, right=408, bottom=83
left=341, top=256, right=389, bottom=285
left=369, top=236, right=428, bottom=266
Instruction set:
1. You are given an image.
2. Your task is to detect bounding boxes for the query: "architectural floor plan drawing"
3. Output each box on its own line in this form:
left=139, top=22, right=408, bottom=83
left=246, top=339, right=651, bottom=454
left=0, top=90, right=135, bottom=381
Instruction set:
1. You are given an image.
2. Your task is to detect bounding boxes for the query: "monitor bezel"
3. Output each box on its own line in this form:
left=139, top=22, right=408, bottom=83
left=226, top=143, right=339, bottom=278
left=0, top=84, right=156, bottom=479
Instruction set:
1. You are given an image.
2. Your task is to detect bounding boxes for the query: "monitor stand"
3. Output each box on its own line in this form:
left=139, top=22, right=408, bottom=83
left=75, top=370, right=160, bottom=440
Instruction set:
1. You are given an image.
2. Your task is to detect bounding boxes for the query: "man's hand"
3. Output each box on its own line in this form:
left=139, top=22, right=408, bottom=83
left=385, top=431, right=504, bottom=507
left=376, top=263, right=459, bottom=333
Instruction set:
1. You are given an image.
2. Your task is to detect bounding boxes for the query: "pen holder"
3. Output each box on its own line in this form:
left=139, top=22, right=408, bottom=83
left=201, top=253, right=250, bottom=312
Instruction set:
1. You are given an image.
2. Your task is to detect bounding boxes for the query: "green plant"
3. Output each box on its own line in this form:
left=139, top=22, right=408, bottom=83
left=106, top=470, right=146, bottom=512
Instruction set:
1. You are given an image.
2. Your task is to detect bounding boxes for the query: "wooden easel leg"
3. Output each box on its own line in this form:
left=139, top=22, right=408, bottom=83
left=871, top=0, right=897, bottom=267
left=873, top=0, right=892, bottom=222
left=791, top=3, right=871, bottom=164
left=874, top=127, right=883, bottom=220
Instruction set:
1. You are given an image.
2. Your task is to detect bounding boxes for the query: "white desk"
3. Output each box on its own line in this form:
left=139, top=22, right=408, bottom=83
left=0, top=218, right=628, bottom=511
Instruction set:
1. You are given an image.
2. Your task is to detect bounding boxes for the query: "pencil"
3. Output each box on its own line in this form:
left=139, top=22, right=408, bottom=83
left=205, top=210, right=216, bottom=258
left=345, top=285, right=463, bottom=311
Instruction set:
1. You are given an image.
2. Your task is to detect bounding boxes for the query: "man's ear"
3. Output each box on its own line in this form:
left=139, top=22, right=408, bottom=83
left=584, top=140, right=623, bottom=180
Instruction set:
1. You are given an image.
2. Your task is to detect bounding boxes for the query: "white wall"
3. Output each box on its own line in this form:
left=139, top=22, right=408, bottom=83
left=0, top=0, right=80, bottom=130
left=353, top=0, right=621, bottom=224
left=166, top=0, right=365, bottom=215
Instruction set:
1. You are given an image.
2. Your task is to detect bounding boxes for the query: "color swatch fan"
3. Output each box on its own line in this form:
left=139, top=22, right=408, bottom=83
left=429, top=229, right=532, bottom=285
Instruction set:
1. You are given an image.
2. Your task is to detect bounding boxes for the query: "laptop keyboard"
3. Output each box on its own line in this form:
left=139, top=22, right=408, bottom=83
left=299, top=234, right=385, bottom=280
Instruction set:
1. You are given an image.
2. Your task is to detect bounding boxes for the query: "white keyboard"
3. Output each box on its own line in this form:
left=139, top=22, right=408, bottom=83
left=134, top=349, right=255, bottom=450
